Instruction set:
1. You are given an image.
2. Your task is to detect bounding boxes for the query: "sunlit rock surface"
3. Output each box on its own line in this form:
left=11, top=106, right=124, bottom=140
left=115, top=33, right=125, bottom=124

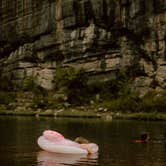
left=0, top=0, right=165, bottom=94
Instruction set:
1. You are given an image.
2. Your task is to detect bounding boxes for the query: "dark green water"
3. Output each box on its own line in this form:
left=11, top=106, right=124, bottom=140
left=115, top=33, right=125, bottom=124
left=0, top=116, right=166, bottom=166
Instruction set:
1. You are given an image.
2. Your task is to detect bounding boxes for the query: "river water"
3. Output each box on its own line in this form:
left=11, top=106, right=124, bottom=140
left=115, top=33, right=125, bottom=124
left=0, top=116, right=166, bottom=166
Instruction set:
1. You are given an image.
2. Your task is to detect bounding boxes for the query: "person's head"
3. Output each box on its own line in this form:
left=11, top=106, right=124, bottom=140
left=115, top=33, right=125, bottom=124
left=75, top=136, right=90, bottom=144
left=140, top=132, right=150, bottom=142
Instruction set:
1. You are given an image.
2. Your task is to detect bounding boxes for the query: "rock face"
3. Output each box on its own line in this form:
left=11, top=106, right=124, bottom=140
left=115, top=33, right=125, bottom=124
left=0, top=0, right=166, bottom=95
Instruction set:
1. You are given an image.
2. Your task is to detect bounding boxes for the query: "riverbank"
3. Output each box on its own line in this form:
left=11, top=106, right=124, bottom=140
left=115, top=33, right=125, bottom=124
left=0, top=78, right=165, bottom=121
left=1, top=107, right=166, bottom=121
left=0, top=66, right=166, bottom=121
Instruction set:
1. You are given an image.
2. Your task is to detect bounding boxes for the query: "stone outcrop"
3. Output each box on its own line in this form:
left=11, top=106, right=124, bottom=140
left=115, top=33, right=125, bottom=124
left=0, top=0, right=166, bottom=95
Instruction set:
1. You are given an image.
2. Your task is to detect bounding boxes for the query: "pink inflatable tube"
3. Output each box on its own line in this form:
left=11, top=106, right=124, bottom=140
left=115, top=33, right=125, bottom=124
left=37, top=130, right=99, bottom=154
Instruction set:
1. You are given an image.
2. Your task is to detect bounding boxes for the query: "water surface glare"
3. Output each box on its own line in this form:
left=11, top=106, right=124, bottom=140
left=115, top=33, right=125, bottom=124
left=0, top=116, right=166, bottom=165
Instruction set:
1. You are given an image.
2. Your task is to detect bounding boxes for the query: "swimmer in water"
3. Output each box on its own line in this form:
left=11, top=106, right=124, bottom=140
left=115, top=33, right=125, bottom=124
left=133, top=132, right=150, bottom=143
left=75, top=136, right=98, bottom=154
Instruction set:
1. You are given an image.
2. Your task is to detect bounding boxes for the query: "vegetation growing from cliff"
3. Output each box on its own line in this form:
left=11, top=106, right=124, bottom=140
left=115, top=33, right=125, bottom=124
left=53, top=67, right=166, bottom=114
left=21, top=76, right=61, bottom=110
left=88, top=70, right=131, bottom=100
left=54, top=67, right=134, bottom=106
left=88, top=69, right=166, bottom=113
left=55, top=67, right=88, bottom=105
left=0, top=74, right=14, bottom=91
left=94, top=90, right=166, bottom=113
left=0, top=74, right=16, bottom=109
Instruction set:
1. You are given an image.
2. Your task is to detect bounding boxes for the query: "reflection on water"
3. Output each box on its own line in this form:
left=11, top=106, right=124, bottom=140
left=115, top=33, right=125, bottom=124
left=37, top=151, right=98, bottom=166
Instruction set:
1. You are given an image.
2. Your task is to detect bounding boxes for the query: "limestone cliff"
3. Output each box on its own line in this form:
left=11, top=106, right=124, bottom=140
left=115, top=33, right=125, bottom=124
left=0, top=0, right=166, bottom=95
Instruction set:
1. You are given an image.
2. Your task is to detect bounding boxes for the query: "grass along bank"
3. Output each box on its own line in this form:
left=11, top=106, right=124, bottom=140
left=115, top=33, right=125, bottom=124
left=1, top=105, right=166, bottom=121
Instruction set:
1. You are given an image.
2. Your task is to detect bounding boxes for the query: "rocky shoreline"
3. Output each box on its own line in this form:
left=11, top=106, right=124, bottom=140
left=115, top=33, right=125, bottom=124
left=1, top=106, right=166, bottom=121
left=0, top=86, right=165, bottom=121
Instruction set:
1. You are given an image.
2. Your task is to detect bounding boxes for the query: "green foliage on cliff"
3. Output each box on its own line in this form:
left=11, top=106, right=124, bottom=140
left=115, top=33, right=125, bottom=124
left=0, top=74, right=14, bottom=91
left=55, top=67, right=87, bottom=88
left=88, top=70, right=131, bottom=100
left=0, top=74, right=16, bottom=108
left=54, top=67, right=134, bottom=106
left=95, top=90, right=166, bottom=113
left=0, top=91, right=16, bottom=106
left=0, top=68, right=165, bottom=114
left=87, top=70, right=166, bottom=113
left=139, top=92, right=166, bottom=112
left=22, top=76, right=37, bottom=91
left=55, top=67, right=88, bottom=105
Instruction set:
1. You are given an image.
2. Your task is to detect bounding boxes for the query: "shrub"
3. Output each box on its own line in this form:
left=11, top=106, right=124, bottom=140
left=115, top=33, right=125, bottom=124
left=0, top=74, right=14, bottom=91
left=140, top=91, right=166, bottom=112
left=22, top=76, right=36, bottom=91
left=87, top=70, right=132, bottom=100
left=0, top=91, right=16, bottom=105
left=55, top=67, right=88, bottom=105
